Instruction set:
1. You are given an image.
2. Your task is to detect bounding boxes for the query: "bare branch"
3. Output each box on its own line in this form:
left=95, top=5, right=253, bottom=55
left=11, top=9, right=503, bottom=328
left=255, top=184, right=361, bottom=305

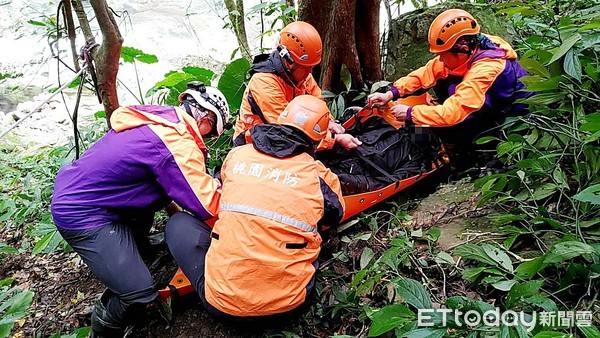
left=61, top=0, right=81, bottom=71
left=72, top=0, right=95, bottom=44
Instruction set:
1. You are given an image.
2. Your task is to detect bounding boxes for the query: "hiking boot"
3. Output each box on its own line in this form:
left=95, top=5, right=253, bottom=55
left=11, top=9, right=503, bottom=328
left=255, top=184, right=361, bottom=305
left=90, top=295, right=125, bottom=338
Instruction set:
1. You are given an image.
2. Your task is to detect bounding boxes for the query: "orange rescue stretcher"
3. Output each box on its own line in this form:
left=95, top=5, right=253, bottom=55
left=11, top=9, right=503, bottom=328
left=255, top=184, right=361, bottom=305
left=158, top=93, right=448, bottom=303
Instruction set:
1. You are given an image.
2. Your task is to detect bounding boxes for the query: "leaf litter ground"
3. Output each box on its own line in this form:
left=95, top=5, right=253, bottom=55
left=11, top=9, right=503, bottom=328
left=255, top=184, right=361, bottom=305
left=0, top=174, right=508, bottom=337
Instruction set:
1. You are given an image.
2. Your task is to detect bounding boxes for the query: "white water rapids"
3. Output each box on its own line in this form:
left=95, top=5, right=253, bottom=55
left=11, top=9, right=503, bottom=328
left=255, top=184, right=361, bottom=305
left=0, top=0, right=423, bottom=150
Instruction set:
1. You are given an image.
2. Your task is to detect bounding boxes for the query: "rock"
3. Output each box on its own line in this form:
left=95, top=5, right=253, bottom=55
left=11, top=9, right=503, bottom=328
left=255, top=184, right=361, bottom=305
left=16, top=100, right=38, bottom=113
left=47, top=106, right=68, bottom=124
left=48, top=99, right=61, bottom=110
left=0, top=114, right=10, bottom=127
left=384, top=1, right=513, bottom=80
left=10, top=111, right=22, bottom=121
left=408, top=180, right=495, bottom=251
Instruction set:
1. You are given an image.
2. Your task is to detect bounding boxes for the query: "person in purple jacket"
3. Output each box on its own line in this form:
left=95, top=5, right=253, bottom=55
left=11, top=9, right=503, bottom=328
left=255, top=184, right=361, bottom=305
left=51, top=82, right=230, bottom=337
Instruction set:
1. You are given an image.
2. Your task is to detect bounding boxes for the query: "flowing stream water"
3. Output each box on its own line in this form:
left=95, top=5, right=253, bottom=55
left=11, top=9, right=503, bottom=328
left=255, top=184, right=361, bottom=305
left=0, top=0, right=423, bottom=149
left=0, top=0, right=265, bottom=148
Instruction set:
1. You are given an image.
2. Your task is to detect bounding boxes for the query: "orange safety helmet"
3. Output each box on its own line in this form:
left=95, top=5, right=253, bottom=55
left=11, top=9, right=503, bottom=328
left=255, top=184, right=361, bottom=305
left=428, top=9, right=480, bottom=53
left=278, top=95, right=329, bottom=141
left=278, top=21, right=322, bottom=67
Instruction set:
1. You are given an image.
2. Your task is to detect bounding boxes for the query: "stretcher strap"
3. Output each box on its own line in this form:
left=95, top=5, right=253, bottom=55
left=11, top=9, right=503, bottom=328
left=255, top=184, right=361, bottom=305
left=351, top=149, right=399, bottom=188
left=168, top=285, right=179, bottom=300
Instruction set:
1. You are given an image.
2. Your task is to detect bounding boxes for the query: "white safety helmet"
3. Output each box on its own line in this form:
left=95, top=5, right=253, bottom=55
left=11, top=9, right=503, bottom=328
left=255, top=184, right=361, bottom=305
left=178, top=81, right=230, bottom=136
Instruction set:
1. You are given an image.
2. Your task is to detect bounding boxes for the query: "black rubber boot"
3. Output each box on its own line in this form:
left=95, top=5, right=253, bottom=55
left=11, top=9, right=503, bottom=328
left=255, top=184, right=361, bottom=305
left=90, top=291, right=125, bottom=338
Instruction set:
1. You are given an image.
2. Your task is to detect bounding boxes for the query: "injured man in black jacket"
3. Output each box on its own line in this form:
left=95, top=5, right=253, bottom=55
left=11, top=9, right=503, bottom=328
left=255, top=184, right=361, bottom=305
left=317, top=116, right=442, bottom=195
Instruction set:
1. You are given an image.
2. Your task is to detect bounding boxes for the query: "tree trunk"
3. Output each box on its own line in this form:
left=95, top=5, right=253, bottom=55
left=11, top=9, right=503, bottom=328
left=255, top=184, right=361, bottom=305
left=321, top=0, right=362, bottom=92
left=356, top=0, right=382, bottom=86
left=89, top=0, right=123, bottom=126
left=72, top=0, right=94, bottom=42
left=299, top=0, right=382, bottom=92
left=224, top=0, right=251, bottom=60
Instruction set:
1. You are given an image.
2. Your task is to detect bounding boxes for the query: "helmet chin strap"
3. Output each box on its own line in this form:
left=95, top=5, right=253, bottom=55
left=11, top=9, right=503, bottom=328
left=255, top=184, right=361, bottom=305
left=287, top=66, right=312, bottom=91
left=277, top=45, right=295, bottom=64
left=448, top=45, right=472, bottom=57
left=282, top=62, right=304, bottom=89
left=182, top=100, right=193, bottom=117
left=276, top=45, right=304, bottom=89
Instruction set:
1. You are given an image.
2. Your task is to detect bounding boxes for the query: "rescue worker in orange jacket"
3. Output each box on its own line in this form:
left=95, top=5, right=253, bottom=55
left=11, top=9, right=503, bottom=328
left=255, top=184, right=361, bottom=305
left=51, top=82, right=229, bottom=337
left=368, top=9, right=533, bottom=148
left=166, top=95, right=345, bottom=324
left=233, top=21, right=362, bottom=150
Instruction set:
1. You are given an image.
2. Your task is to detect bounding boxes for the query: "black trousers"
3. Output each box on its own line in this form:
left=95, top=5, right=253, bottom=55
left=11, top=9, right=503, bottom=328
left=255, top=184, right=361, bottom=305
left=165, top=212, right=315, bottom=328
left=57, top=213, right=157, bottom=323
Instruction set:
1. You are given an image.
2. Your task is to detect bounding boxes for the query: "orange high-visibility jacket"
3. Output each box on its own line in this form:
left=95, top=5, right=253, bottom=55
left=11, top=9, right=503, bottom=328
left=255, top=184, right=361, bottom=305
left=205, top=124, right=345, bottom=317
left=391, top=35, right=531, bottom=127
left=233, top=51, right=336, bottom=150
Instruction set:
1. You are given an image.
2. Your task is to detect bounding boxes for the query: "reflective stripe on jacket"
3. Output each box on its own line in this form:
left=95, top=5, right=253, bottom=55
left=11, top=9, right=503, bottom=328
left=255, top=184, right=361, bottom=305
left=51, top=105, right=221, bottom=230
left=204, top=124, right=344, bottom=316
left=392, top=35, right=532, bottom=127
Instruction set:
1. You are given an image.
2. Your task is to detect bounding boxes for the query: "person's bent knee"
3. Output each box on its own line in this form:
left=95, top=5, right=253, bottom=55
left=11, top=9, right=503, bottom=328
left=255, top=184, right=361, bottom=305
left=165, top=212, right=198, bottom=246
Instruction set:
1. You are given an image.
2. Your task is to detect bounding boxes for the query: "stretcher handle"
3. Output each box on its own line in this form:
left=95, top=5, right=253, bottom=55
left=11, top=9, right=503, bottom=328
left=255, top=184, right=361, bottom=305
left=361, top=105, right=430, bottom=128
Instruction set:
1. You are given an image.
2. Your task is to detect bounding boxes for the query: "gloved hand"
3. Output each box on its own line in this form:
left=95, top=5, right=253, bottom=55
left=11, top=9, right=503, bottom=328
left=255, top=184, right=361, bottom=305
left=335, top=133, right=362, bottom=150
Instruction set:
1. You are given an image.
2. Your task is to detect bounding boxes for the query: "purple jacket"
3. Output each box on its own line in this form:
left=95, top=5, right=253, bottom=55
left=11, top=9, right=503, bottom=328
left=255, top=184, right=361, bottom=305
left=51, top=105, right=221, bottom=230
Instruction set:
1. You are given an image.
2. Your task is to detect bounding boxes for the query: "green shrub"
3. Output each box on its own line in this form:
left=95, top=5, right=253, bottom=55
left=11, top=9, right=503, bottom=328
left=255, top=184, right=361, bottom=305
left=0, top=278, right=34, bottom=338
